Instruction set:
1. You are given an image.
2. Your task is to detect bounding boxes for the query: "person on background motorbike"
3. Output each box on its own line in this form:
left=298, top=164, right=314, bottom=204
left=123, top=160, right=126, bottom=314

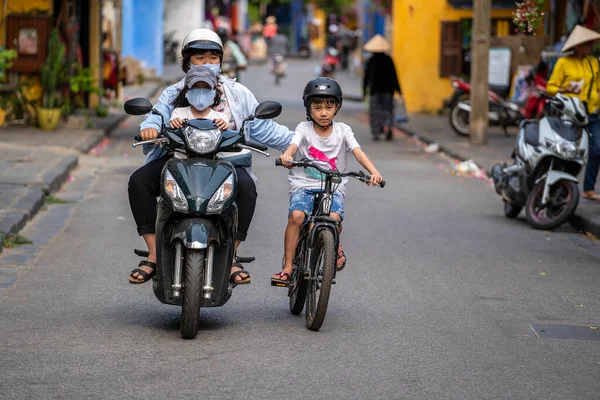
left=217, top=26, right=247, bottom=81
left=267, top=26, right=288, bottom=75
left=128, top=28, right=294, bottom=285
left=547, top=25, right=600, bottom=201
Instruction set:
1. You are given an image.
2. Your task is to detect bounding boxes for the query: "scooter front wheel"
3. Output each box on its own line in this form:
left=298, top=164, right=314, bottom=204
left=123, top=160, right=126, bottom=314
left=181, top=249, right=205, bottom=339
left=449, top=103, right=471, bottom=137
left=525, top=180, right=579, bottom=230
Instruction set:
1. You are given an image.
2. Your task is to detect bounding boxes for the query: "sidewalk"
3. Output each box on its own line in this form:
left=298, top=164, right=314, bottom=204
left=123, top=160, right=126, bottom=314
left=0, top=81, right=163, bottom=252
left=397, top=114, right=600, bottom=237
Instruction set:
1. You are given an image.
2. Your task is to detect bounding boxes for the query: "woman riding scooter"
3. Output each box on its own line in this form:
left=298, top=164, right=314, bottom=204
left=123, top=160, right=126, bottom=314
left=128, top=28, right=294, bottom=285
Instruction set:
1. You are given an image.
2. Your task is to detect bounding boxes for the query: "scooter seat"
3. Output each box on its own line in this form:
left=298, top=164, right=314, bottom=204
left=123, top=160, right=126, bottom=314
left=524, top=121, right=540, bottom=146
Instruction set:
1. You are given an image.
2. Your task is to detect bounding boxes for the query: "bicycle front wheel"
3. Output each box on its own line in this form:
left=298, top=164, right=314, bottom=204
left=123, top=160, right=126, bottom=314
left=305, top=229, right=336, bottom=331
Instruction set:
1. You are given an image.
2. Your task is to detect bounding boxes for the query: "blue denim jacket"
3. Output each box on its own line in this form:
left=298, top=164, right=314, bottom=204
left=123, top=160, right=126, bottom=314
left=139, top=76, right=294, bottom=174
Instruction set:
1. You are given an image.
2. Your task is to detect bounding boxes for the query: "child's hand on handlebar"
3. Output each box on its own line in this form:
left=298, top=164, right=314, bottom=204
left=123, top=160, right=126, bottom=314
left=214, top=118, right=228, bottom=131
left=279, top=154, right=294, bottom=169
left=368, top=172, right=383, bottom=186
left=170, top=118, right=185, bottom=129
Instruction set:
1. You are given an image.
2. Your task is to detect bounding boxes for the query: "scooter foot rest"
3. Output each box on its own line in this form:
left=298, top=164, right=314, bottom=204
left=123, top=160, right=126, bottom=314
left=134, top=249, right=150, bottom=257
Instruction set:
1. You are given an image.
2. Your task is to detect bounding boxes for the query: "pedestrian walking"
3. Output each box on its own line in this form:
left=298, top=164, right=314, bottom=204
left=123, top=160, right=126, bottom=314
left=362, top=34, right=402, bottom=141
left=547, top=25, right=600, bottom=200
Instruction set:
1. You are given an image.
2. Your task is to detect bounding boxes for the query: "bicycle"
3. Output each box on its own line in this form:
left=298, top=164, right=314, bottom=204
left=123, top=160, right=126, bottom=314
left=274, top=158, right=385, bottom=330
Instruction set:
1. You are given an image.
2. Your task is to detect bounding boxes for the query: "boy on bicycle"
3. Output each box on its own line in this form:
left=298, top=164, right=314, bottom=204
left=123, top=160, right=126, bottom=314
left=272, top=77, right=383, bottom=285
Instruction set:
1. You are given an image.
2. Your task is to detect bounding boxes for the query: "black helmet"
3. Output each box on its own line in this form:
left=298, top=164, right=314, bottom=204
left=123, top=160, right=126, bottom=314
left=303, top=77, right=343, bottom=111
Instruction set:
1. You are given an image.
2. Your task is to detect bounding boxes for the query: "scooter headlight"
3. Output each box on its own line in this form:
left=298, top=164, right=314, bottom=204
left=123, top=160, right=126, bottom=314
left=207, top=174, right=235, bottom=214
left=548, top=138, right=578, bottom=159
left=164, top=170, right=188, bottom=211
left=184, top=126, right=221, bottom=154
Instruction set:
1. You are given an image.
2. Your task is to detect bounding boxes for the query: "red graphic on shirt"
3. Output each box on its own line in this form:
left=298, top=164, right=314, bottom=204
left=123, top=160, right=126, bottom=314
left=308, top=146, right=338, bottom=170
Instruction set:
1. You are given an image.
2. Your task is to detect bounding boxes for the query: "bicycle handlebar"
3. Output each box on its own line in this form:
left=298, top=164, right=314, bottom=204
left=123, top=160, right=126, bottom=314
left=275, top=158, right=385, bottom=188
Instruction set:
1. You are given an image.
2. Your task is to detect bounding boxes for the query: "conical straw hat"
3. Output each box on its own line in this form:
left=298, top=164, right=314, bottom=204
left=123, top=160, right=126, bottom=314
left=363, top=34, right=391, bottom=53
left=562, top=25, right=600, bottom=52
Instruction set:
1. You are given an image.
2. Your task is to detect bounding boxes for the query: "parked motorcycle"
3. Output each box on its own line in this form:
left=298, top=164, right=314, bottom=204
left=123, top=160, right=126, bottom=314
left=449, top=77, right=522, bottom=137
left=491, top=93, right=589, bottom=230
left=448, top=72, right=548, bottom=137
left=124, top=98, right=282, bottom=339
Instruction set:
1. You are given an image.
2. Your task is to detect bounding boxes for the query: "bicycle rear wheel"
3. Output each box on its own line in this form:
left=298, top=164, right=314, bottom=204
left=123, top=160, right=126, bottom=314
left=305, top=229, right=336, bottom=331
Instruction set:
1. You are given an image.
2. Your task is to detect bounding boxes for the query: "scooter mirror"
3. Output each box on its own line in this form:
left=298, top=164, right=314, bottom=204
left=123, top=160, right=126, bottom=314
left=254, top=101, right=283, bottom=120
left=124, top=98, right=153, bottom=116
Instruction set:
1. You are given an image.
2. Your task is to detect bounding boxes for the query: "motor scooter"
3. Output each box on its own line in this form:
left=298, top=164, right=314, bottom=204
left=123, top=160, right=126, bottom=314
left=124, top=98, right=282, bottom=339
left=491, top=93, right=589, bottom=230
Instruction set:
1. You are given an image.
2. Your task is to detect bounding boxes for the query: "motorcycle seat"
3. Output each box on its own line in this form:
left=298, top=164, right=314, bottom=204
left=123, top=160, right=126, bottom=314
left=524, top=121, right=540, bottom=146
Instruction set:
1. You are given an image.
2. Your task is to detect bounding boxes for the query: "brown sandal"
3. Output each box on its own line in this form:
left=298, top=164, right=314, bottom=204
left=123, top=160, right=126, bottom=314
left=583, top=191, right=600, bottom=201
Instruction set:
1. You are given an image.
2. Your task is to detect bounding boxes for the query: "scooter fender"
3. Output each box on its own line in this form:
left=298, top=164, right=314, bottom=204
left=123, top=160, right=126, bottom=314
left=171, top=218, right=220, bottom=249
left=545, top=170, right=579, bottom=186
left=540, top=171, right=579, bottom=205
left=457, top=101, right=472, bottom=112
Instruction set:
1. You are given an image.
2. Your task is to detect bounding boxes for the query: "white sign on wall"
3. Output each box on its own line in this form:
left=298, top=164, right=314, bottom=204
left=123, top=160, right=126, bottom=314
left=488, top=47, right=512, bottom=87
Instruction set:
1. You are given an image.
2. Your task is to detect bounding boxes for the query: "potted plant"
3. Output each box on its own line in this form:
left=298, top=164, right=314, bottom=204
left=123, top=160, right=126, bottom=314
left=38, top=28, right=66, bottom=130
left=0, top=47, right=18, bottom=126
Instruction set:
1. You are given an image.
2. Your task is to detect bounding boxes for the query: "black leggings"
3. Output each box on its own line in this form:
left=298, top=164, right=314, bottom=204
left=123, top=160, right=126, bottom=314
left=128, top=156, right=257, bottom=241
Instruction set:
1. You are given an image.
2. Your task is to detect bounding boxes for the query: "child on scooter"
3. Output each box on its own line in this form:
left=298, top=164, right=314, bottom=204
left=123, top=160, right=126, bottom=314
left=170, top=66, right=228, bottom=130
left=271, top=77, right=383, bottom=285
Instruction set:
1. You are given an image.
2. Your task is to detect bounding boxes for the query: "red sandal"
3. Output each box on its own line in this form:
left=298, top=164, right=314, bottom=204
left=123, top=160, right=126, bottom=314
left=271, top=271, right=290, bottom=286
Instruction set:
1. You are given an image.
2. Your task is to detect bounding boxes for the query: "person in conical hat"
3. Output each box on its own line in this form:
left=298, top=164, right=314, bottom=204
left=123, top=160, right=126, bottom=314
left=363, top=34, right=391, bottom=53
left=362, top=34, right=401, bottom=141
left=548, top=25, right=600, bottom=200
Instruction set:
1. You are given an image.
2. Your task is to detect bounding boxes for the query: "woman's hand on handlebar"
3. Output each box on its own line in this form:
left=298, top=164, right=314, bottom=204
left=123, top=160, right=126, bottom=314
left=368, top=171, right=383, bottom=187
left=279, top=154, right=295, bottom=169
left=140, top=127, right=159, bottom=141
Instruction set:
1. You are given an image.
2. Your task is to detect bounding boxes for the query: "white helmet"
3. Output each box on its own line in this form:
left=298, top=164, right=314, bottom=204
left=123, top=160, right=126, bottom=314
left=181, top=29, right=223, bottom=56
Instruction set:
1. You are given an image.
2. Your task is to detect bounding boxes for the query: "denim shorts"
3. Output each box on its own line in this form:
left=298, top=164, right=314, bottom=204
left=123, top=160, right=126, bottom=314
left=289, top=189, right=344, bottom=220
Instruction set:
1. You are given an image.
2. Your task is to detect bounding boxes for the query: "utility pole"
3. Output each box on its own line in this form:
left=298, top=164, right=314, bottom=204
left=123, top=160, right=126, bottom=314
left=469, top=0, right=491, bottom=145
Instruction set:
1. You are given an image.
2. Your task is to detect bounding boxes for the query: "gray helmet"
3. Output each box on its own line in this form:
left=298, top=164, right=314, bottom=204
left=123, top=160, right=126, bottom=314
left=302, top=77, right=343, bottom=110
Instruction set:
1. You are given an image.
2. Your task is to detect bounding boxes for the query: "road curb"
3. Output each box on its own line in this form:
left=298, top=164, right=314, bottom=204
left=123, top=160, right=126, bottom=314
left=397, top=122, right=600, bottom=237
left=0, top=81, right=165, bottom=253
left=396, top=123, right=472, bottom=166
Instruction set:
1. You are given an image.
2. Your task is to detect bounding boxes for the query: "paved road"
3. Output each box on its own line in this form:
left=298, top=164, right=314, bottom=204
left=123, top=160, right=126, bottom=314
left=1, top=60, right=600, bottom=399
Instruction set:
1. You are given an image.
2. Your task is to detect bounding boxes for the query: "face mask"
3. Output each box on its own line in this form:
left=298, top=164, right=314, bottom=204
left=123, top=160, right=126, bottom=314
left=190, top=63, right=221, bottom=76
left=186, top=88, right=216, bottom=111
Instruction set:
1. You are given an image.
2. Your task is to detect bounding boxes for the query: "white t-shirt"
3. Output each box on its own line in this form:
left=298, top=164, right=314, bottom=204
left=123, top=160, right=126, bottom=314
left=288, top=121, right=361, bottom=197
left=170, top=106, right=226, bottom=123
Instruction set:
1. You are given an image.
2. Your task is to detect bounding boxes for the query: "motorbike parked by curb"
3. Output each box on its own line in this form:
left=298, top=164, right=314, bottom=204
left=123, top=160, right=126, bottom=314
left=124, top=98, right=282, bottom=339
left=491, top=93, right=589, bottom=231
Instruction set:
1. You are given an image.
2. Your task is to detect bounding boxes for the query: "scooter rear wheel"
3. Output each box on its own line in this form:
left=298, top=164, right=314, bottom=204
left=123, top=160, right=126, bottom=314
left=181, top=249, right=205, bottom=339
left=503, top=200, right=523, bottom=219
left=525, top=180, right=579, bottom=230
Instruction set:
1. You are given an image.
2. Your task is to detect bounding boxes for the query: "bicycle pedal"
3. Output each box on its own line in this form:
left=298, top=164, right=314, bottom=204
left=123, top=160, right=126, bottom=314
left=271, top=281, right=288, bottom=288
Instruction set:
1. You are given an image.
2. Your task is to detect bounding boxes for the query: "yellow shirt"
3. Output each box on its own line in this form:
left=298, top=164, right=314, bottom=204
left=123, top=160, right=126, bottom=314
left=547, top=55, right=600, bottom=114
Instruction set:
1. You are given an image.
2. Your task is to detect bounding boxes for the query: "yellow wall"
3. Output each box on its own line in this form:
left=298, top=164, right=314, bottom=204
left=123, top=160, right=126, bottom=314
left=311, top=8, right=326, bottom=51
left=392, top=0, right=515, bottom=113
left=0, top=0, right=53, bottom=46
